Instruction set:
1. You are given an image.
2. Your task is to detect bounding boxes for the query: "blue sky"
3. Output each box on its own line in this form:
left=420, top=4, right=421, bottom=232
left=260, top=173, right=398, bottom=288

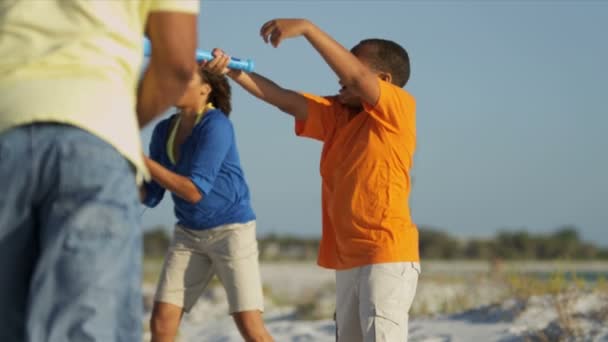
left=141, top=1, right=608, bottom=245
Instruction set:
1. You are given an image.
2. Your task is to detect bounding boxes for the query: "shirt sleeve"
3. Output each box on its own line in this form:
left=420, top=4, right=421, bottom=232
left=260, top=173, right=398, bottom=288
left=143, top=123, right=167, bottom=208
left=149, top=0, right=200, bottom=13
left=362, top=79, right=416, bottom=133
left=295, top=93, right=339, bottom=142
left=189, top=116, right=233, bottom=196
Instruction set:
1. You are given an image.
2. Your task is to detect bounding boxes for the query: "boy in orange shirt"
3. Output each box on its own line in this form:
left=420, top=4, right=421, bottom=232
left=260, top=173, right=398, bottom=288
left=208, top=18, right=420, bottom=341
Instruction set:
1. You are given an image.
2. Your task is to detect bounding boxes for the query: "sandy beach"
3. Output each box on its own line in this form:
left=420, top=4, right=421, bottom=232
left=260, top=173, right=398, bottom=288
left=141, top=260, right=608, bottom=341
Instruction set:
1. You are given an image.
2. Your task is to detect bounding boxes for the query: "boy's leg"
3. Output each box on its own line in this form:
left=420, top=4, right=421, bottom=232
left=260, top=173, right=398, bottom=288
left=358, top=262, right=420, bottom=342
left=0, top=126, right=38, bottom=342
left=152, top=225, right=216, bottom=340
left=24, top=125, right=143, bottom=342
left=335, top=267, right=363, bottom=342
left=208, top=221, right=272, bottom=341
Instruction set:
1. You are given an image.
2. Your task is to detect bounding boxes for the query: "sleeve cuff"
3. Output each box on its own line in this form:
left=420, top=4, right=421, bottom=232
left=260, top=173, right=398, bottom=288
left=190, top=175, right=212, bottom=197
left=362, top=78, right=384, bottom=114
left=150, top=0, right=200, bottom=14
left=295, top=118, right=307, bottom=136
left=142, top=182, right=161, bottom=207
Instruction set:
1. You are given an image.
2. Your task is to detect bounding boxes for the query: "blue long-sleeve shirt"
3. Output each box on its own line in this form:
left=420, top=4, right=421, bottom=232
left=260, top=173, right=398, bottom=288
left=143, top=110, right=255, bottom=230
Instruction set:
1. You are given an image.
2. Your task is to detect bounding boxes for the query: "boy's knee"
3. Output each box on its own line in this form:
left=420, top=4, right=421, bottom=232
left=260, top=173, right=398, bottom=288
left=150, top=316, right=176, bottom=338
left=150, top=318, right=179, bottom=342
left=150, top=316, right=171, bottom=333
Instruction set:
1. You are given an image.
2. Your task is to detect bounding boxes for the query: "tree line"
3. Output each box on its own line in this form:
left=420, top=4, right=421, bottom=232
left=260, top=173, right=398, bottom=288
left=143, top=225, right=608, bottom=260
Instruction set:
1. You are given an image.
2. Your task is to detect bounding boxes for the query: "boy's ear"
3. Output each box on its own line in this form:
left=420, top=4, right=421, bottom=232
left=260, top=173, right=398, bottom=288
left=378, top=72, right=392, bottom=84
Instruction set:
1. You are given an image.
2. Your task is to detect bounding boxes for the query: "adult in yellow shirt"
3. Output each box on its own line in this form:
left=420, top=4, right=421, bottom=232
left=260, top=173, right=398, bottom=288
left=0, top=1, right=199, bottom=341
left=212, top=18, right=420, bottom=342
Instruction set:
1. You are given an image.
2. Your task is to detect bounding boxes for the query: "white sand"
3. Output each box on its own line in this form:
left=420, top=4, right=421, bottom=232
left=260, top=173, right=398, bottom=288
left=142, top=262, right=608, bottom=341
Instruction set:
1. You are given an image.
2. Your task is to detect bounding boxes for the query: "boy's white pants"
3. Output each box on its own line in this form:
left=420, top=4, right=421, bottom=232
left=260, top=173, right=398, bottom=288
left=335, top=262, right=420, bottom=342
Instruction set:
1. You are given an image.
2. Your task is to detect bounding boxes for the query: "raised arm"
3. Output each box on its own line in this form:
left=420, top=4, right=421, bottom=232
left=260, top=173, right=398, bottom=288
left=137, top=11, right=198, bottom=127
left=260, top=19, right=380, bottom=107
left=203, top=51, right=308, bottom=120
left=229, top=71, right=308, bottom=120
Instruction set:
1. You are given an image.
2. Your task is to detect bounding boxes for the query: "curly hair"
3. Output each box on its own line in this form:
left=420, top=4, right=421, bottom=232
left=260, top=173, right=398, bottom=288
left=199, top=68, right=232, bottom=116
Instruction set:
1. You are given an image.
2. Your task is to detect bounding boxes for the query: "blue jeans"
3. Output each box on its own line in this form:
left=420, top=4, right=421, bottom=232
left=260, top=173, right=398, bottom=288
left=0, top=124, right=142, bottom=342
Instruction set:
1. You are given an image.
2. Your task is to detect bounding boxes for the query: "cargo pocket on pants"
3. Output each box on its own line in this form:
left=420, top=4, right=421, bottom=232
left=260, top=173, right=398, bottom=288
left=372, top=306, right=404, bottom=342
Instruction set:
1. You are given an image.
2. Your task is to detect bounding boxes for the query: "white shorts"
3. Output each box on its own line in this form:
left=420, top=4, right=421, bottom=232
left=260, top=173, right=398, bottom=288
left=154, top=221, right=264, bottom=314
left=335, top=262, right=420, bottom=342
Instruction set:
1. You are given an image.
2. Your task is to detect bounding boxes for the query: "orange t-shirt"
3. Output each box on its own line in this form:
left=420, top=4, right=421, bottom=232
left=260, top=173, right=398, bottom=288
left=295, top=79, right=419, bottom=270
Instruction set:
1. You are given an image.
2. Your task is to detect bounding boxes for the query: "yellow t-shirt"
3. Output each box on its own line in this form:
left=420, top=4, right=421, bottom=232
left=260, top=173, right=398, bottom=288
left=0, top=0, right=199, bottom=183
left=296, top=79, right=419, bottom=270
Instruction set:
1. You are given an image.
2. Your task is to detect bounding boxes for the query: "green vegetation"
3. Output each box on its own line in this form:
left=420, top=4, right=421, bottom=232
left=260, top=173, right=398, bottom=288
left=419, top=225, right=608, bottom=260
left=143, top=225, right=608, bottom=261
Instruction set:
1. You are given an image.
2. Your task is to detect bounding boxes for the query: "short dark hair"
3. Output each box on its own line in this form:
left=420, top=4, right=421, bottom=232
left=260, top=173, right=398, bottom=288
left=352, top=38, right=410, bottom=87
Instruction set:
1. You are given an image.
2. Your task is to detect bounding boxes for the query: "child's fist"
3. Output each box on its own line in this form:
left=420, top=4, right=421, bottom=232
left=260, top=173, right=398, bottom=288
left=200, top=48, right=230, bottom=75
left=260, top=18, right=311, bottom=48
